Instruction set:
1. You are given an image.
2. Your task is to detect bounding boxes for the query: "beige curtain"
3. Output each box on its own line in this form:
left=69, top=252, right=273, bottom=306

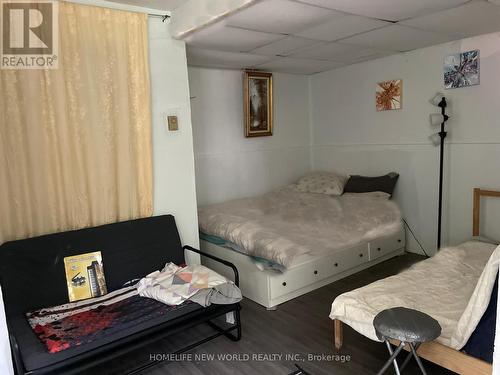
left=0, top=2, right=153, bottom=244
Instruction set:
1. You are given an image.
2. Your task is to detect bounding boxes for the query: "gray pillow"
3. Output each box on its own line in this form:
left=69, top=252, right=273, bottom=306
left=343, top=172, right=399, bottom=196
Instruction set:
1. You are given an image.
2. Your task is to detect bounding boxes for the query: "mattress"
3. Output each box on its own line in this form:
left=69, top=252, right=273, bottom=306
left=200, top=232, right=286, bottom=272
left=198, top=186, right=401, bottom=269
left=329, top=241, right=499, bottom=350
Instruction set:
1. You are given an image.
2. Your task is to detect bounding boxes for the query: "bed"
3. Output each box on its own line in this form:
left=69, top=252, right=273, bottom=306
left=331, top=188, right=500, bottom=375
left=198, top=181, right=406, bottom=309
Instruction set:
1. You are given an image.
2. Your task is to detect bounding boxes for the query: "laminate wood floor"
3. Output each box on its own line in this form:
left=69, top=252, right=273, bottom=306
left=92, top=253, right=457, bottom=375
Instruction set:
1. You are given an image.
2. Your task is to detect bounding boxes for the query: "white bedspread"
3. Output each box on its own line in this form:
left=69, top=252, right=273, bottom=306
left=329, top=241, right=499, bottom=349
left=198, top=187, right=401, bottom=269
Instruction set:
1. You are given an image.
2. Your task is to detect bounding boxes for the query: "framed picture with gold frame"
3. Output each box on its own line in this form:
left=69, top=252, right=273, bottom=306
left=244, top=71, right=273, bottom=137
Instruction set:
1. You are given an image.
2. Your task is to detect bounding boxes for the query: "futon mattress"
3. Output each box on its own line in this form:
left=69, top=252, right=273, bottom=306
left=329, top=241, right=499, bottom=350
left=26, top=286, right=192, bottom=353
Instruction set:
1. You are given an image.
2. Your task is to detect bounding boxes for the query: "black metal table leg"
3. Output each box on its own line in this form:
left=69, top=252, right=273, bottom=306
left=376, top=341, right=405, bottom=375
left=410, top=342, right=428, bottom=375
left=399, top=342, right=420, bottom=372
left=384, top=340, right=401, bottom=375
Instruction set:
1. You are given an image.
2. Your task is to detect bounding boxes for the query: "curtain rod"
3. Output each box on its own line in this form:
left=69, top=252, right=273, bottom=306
left=148, top=13, right=170, bottom=22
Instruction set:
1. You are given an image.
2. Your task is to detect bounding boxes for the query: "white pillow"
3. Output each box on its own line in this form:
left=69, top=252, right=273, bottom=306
left=295, top=172, right=347, bottom=196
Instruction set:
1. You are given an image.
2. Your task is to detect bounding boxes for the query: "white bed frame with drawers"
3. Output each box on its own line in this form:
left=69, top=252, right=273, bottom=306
left=200, top=225, right=406, bottom=309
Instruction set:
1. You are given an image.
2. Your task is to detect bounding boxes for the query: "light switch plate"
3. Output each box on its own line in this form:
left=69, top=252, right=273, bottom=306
left=167, top=115, right=179, bottom=131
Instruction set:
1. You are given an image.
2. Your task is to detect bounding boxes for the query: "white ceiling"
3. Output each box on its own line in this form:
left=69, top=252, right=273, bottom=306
left=106, top=0, right=185, bottom=11
left=183, top=0, right=500, bottom=75
left=401, top=0, right=500, bottom=38
left=225, top=0, right=341, bottom=34
left=296, top=0, right=469, bottom=22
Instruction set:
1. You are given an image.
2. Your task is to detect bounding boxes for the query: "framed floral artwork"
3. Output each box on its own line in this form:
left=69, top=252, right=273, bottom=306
left=244, top=71, right=273, bottom=137
left=376, top=79, right=402, bottom=111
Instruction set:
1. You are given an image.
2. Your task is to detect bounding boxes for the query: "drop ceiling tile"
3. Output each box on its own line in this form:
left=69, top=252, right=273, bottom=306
left=291, top=42, right=390, bottom=62
left=347, top=51, right=394, bottom=64
left=185, top=23, right=284, bottom=52
left=255, top=57, right=345, bottom=74
left=401, top=1, right=500, bottom=39
left=225, top=0, right=344, bottom=34
left=250, top=36, right=320, bottom=56
left=187, top=47, right=272, bottom=69
left=340, top=24, right=454, bottom=52
left=296, top=0, right=469, bottom=22
left=296, top=14, right=390, bottom=41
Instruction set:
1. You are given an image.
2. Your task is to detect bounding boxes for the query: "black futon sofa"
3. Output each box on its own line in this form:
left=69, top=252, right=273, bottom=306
left=0, top=215, right=241, bottom=375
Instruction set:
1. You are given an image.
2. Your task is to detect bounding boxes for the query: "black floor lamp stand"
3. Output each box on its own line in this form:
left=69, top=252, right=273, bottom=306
left=436, top=97, right=449, bottom=249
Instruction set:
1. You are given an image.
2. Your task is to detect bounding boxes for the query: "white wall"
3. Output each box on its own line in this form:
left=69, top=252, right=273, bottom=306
left=188, top=67, right=311, bottom=206
left=0, top=288, right=13, bottom=375
left=149, top=18, right=200, bottom=262
left=310, top=32, right=500, bottom=255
